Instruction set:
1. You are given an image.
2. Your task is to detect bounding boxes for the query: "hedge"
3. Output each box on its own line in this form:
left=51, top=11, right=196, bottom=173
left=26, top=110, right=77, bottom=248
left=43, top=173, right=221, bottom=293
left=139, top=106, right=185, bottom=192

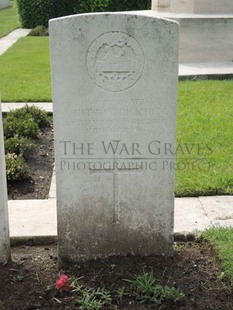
left=79, top=0, right=151, bottom=13
left=17, top=0, right=78, bottom=28
left=17, top=0, right=150, bottom=29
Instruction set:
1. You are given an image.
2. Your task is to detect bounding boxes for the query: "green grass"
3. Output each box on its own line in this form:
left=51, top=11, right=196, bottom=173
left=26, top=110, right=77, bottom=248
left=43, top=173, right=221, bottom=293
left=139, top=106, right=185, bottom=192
left=0, top=37, right=232, bottom=196
left=202, top=228, right=233, bottom=285
left=0, top=2, right=20, bottom=38
left=176, top=80, right=233, bottom=196
left=0, top=37, right=51, bottom=102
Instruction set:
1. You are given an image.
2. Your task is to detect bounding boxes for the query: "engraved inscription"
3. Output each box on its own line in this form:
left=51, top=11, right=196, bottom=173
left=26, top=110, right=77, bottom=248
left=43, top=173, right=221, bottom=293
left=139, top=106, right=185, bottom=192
left=63, top=98, right=164, bottom=133
left=86, top=32, right=144, bottom=92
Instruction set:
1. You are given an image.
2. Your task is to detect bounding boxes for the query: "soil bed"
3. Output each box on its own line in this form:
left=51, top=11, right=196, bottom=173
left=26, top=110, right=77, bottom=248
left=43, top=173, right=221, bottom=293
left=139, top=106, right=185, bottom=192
left=0, top=241, right=233, bottom=309
left=7, top=126, right=54, bottom=200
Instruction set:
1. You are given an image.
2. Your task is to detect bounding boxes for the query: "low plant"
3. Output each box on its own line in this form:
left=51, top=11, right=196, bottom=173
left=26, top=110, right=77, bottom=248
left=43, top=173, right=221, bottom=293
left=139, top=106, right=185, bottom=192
left=173, top=242, right=184, bottom=252
left=3, top=115, right=40, bottom=139
left=3, top=105, right=50, bottom=183
left=3, top=105, right=50, bottom=139
left=28, top=25, right=49, bottom=36
left=5, top=153, right=30, bottom=181
left=4, top=136, right=37, bottom=159
left=4, top=136, right=21, bottom=155
left=115, top=287, right=127, bottom=302
left=6, top=105, right=50, bottom=129
left=55, top=272, right=184, bottom=308
left=75, top=286, right=112, bottom=310
left=125, top=271, right=185, bottom=305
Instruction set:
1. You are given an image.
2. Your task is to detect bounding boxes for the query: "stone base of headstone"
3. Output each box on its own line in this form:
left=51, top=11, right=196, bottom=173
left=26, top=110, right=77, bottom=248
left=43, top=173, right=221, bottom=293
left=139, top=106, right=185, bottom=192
left=152, top=0, right=233, bottom=14
left=177, top=17, right=233, bottom=63
left=0, top=103, right=10, bottom=263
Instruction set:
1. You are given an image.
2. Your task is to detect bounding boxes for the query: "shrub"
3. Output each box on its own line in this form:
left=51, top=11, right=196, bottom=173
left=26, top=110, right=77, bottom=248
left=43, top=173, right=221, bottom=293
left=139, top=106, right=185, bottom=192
left=3, top=105, right=50, bottom=183
left=7, top=105, right=50, bottom=129
left=5, top=153, right=30, bottom=182
left=28, top=25, right=49, bottom=37
left=3, top=116, right=40, bottom=139
left=4, top=136, right=37, bottom=159
left=4, top=136, right=21, bottom=155
left=18, top=138, right=37, bottom=159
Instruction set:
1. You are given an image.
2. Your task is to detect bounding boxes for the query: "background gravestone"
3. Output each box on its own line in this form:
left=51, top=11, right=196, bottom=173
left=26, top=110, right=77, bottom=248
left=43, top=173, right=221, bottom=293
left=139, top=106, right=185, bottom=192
left=0, top=0, right=11, bottom=9
left=152, top=0, right=233, bottom=13
left=50, top=13, right=179, bottom=262
left=0, top=102, right=10, bottom=263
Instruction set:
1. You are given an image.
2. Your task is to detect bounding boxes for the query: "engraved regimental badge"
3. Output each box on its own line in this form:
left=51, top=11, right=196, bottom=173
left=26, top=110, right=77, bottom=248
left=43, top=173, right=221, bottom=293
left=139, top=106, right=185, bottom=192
left=86, top=31, right=144, bottom=92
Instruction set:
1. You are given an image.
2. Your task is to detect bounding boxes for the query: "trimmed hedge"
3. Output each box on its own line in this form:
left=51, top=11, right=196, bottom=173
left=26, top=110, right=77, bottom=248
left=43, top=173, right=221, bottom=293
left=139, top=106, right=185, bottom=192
left=17, top=0, right=78, bottom=28
left=79, top=0, right=151, bottom=13
left=17, top=0, right=150, bottom=28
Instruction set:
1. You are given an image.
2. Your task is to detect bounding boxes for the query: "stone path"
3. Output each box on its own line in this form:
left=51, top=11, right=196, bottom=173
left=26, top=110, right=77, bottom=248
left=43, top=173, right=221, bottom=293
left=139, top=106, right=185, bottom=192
left=0, top=28, right=31, bottom=56
left=179, top=62, right=233, bottom=79
left=8, top=171, right=233, bottom=242
left=2, top=102, right=53, bottom=113
left=8, top=182, right=233, bottom=241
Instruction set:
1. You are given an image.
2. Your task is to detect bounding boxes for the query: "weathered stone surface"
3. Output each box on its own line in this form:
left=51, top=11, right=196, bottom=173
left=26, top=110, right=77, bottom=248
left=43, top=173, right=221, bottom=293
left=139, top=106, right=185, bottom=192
left=0, top=103, right=10, bottom=263
left=152, top=0, right=233, bottom=14
left=0, top=0, right=11, bottom=9
left=50, top=12, right=179, bottom=262
left=152, top=0, right=171, bottom=12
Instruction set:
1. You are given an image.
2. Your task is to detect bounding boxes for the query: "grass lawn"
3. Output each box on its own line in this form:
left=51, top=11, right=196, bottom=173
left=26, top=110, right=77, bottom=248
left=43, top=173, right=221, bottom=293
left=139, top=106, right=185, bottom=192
left=0, top=37, right=51, bottom=102
left=0, top=37, right=232, bottom=196
left=176, top=80, right=233, bottom=196
left=202, top=228, right=233, bottom=286
left=0, top=2, right=20, bottom=38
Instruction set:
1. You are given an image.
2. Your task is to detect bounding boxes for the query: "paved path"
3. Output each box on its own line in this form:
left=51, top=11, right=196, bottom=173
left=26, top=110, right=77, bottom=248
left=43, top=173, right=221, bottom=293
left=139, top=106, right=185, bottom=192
left=2, top=102, right=53, bottom=113
left=8, top=193, right=233, bottom=241
left=0, top=28, right=31, bottom=56
left=8, top=171, right=233, bottom=242
left=179, top=62, right=233, bottom=79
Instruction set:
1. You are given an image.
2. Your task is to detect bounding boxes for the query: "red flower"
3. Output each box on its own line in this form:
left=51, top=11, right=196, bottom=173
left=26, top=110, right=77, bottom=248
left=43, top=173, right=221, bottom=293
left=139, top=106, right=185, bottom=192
left=55, top=274, right=69, bottom=292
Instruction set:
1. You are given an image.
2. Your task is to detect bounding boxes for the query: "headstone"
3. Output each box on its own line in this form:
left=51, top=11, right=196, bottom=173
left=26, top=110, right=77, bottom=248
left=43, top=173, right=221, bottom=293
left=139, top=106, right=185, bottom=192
left=0, top=0, right=11, bottom=10
left=0, top=102, right=10, bottom=263
left=50, top=12, right=179, bottom=262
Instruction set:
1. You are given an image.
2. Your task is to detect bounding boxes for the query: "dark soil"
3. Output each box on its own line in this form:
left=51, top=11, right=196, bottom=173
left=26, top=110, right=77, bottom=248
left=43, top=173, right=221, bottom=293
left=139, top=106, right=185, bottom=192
left=7, top=126, right=54, bottom=200
left=0, top=241, right=233, bottom=310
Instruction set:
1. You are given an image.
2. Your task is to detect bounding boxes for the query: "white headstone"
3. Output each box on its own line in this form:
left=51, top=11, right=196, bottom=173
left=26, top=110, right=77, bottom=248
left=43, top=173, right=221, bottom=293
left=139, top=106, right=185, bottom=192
left=50, top=12, right=179, bottom=262
left=0, top=103, right=10, bottom=263
left=0, top=0, right=11, bottom=9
